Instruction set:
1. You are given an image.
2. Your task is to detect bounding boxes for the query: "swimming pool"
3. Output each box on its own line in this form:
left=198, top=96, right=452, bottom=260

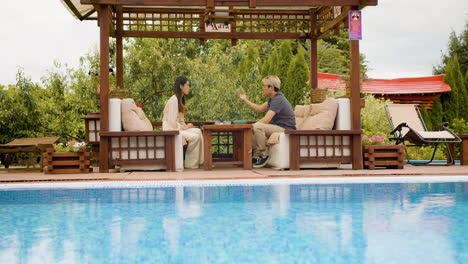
left=0, top=177, right=467, bottom=264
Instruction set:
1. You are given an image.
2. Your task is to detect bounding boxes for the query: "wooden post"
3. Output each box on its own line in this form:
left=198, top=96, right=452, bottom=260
left=116, top=6, right=123, bottom=90
left=165, top=136, right=175, bottom=172
left=460, top=134, right=468, bottom=165
left=289, top=135, right=300, bottom=170
left=99, top=4, right=110, bottom=173
left=243, top=128, right=252, bottom=169
left=350, top=6, right=362, bottom=170
left=203, top=129, right=213, bottom=170
left=309, top=9, right=318, bottom=103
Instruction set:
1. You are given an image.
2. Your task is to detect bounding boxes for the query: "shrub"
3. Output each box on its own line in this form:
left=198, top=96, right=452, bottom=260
left=54, top=140, right=89, bottom=152
left=361, top=94, right=392, bottom=137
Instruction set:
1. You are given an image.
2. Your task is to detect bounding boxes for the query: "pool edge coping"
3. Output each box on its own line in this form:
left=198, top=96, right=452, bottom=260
left=1, top=175, right=467, bottom=189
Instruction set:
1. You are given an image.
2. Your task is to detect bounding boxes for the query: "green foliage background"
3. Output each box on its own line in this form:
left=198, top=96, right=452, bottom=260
left=1, top=34, right=367, bottom=144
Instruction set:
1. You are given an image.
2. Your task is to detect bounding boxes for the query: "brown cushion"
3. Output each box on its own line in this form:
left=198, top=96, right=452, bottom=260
left=296, top=98, right=338, bottom=130
left=294, top=105, right=312, bottom=118
left=121, top=98, right=153, bottom=131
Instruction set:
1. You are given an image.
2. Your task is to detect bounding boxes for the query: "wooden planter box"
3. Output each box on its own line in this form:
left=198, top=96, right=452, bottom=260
left=363, top=145, right=406, bottom=169
left=43, top=148, right=91, bottom=174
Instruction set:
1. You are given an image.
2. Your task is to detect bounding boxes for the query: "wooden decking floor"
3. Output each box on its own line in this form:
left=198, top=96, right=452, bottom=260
left=0, top=164, right=466, bottom=184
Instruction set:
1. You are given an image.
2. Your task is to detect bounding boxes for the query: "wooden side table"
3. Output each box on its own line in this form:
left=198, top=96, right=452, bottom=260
left=0, top=137, right=61, bottom=171
left=460, top=134, right=468, bottom=165
left=447, top=134, right=468, bottom=165
left=203, top=124, right=252, bottom=170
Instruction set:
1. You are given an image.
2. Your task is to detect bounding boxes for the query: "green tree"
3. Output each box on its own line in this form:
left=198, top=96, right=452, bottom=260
left=276, top=40, right=293, bottom=86
left=124, top=38, right=195, bottom=120
left=465, top=67, right=468, bottom=120
left=0, top=70, right=44, bottom=143
left=265, top=47, right=279, bottom=76
left=441, top=56, right=465, bottom=122
left=317, top=40, right=348, bottom=75
left=239, top=41, right=260, bottom=76
left=39, top=61, right=99, bottom=141
left=466, top=67, right=468, bottom=91
left=186, top=40, right=263, bottom=121
left=418, top=106, right=431, bottom=130
left=322, top=29, right=369, bottom=76
left=284, top=45, right=309, bottom=107
left=452, top=57, right=468, bottom=120
left=425, top=99, right=444, bottom=131
left=433, top=20, right=468, bottom=75
left=361, top=94, right=393, bottom=137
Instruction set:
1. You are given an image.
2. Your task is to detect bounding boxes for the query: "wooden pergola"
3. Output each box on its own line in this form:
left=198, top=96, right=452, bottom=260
left=69, top=0, right=378, bottom=172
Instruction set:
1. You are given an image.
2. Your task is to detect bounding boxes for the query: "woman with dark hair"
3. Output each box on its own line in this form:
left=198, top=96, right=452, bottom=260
left=163, top=76, right=204, bottom=169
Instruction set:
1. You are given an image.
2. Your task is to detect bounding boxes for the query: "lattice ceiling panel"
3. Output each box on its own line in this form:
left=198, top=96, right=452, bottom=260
left=121, top=8, right=312, bottom=36
left=118, top=6, right=349, bottom=39
left=123, top=9, right=204, bottom=33
left=234, top=11, right=310, bottom=33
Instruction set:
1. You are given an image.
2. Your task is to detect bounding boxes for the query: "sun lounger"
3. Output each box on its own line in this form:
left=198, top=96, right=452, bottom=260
left=385, top=104, right=461, bottom=165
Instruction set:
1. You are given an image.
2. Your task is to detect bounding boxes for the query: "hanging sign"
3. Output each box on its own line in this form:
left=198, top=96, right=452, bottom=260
left=205, top=23, right=231, bottom=33
left=349, top=11, right=362, bottom=40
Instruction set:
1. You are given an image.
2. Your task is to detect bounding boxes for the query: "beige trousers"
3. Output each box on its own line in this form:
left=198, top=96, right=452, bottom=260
left=181, top=128, right=204, bottom=169
left=252, top=122, right=285, bottom=157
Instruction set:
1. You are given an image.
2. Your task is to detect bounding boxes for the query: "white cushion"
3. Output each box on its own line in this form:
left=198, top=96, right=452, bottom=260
left=415, top=131, right=455, bottom=139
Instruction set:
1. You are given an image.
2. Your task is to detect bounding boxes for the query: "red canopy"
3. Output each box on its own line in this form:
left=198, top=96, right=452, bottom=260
left=318, top=73, right=451, bottom=94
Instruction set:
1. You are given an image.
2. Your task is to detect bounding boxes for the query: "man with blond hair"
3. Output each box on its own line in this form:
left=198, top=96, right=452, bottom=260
left=237, top=75, right=296, bottom=168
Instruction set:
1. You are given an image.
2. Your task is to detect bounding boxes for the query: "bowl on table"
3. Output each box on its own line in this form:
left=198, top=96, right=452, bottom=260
left=233, top=120, right=247, bottom=124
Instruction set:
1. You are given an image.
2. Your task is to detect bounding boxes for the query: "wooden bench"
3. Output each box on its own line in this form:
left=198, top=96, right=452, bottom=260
left=100, top=131, right=180, bottom=171
left=285, top=130, right=361, bottom=170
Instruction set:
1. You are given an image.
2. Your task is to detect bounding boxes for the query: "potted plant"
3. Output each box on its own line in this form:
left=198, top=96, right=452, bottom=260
left=362, top=133, right=406, bottom=169
left=43, top=140, right=92, bottom=174
left=311, top=80, right=329, bottom=104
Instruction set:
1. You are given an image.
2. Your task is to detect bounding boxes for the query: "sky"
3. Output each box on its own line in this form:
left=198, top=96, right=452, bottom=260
left=0, top=0, right=467, bottom=86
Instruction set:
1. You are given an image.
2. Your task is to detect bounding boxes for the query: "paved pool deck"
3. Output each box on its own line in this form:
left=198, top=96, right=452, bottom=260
left=0, top=163, right=466, bottom=184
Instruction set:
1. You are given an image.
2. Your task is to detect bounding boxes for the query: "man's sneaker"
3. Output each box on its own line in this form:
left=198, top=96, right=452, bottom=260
left=253, top=155, right=270, bottom=168
left=252, top=157, right=258, bottom=164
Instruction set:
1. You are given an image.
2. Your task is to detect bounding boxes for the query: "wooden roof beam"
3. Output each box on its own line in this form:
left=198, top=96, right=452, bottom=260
left=122, top=31, right=308, bottom=40
left=95, top=4, right=116, bottom=37
left=109, top=7, right=116, bottom=38
left=249, top=0, right=256, bottom=8
left=81, top=0, right=377, bottom=7
left=317, top=6, right=350, bottom=38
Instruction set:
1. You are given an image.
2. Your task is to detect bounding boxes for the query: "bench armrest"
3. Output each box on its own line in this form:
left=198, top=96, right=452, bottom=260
left=100, top=131, right=179, bottom=137
left=284, top=129, right=361, bottom=135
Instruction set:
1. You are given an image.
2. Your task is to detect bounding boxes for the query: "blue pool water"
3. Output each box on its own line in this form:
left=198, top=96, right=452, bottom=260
left=0, top=181, right=467, bottom=264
